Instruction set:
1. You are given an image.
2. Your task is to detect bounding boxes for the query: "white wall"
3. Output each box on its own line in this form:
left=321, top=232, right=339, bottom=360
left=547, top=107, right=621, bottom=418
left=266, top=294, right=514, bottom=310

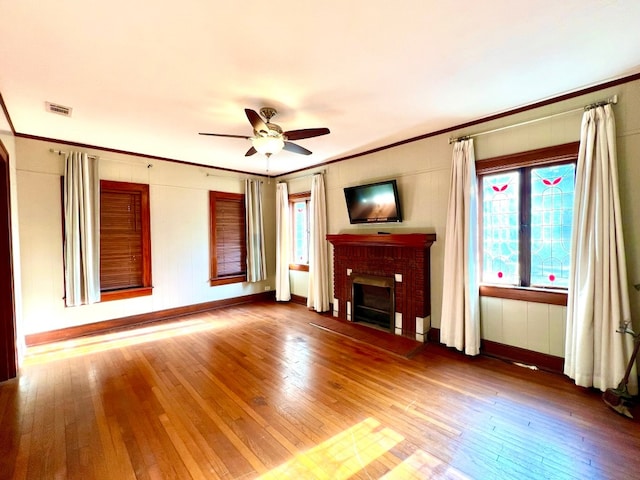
left=282, top=78, right=640, bottom=357
left=16, top=138, right=276, bottom=334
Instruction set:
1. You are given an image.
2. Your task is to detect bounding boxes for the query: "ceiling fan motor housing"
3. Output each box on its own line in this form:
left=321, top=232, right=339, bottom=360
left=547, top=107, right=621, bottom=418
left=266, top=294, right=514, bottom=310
left=264, top=123, right=283, bottom=136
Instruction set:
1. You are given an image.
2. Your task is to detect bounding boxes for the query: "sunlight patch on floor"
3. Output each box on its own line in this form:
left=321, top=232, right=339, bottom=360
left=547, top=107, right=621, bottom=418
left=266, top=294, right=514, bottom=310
left=257, top=417, right=473, bottom=479
left=381, top=449, right=471, bottom=479
left=23, top=318, right=232, bottom=365
left=258, top=417, right=403, bottom=479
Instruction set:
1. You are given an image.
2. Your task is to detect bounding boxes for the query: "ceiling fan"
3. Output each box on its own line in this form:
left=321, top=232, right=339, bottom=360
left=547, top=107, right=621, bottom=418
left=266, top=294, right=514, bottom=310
left=199, top=107, right=330, bottom=157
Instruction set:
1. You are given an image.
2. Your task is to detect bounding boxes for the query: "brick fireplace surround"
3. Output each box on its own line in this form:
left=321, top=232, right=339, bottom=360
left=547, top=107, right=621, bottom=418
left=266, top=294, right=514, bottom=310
left=326, top=233, right=436, bottom=341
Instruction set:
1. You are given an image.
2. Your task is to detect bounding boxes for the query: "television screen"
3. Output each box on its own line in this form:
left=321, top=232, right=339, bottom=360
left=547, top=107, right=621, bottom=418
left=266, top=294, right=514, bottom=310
left=344, top=180, right=402, bottom=224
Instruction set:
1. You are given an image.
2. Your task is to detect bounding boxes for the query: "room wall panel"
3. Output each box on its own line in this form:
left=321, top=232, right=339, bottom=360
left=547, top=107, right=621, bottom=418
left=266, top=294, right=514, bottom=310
left=15, top=138, right=276, bottom=334
left=282, top=77, right=640, bottom=358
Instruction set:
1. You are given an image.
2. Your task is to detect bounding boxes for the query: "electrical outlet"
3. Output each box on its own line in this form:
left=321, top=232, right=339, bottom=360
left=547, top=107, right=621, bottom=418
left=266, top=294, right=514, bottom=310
left=264, top=285, right=271, bottom=291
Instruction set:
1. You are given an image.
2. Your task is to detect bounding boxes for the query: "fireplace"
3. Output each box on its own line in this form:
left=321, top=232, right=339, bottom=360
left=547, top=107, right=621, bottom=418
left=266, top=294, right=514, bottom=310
left=351, top=274, right=394, bottom=330
left=327, top=233, right=436, bottom=341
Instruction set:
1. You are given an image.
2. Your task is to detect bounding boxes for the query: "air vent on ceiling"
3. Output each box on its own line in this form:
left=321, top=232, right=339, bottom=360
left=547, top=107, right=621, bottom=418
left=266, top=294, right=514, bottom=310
left=45, top=102, right=72, bottom=117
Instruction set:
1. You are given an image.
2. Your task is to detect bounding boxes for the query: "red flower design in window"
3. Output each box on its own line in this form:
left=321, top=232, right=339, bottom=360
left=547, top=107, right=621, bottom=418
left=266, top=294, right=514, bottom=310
left=542, top=177, right=562, bottom=186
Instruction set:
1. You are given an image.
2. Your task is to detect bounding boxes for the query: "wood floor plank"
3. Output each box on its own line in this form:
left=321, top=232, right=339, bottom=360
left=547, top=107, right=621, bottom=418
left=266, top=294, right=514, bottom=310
left=2, top=301, right=639, bottom=479
left=138, top=349, right=237, bottom=478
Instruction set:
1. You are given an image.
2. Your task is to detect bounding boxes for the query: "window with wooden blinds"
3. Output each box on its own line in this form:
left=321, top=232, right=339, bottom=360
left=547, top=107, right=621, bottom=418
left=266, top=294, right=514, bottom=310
left=210, top=191, right=247, bottom=286
left=100, top=180, right=152, bottom=300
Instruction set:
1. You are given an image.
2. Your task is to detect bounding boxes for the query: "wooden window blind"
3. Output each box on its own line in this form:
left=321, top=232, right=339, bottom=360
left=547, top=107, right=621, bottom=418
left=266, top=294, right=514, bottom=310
left=210, top=191, right=246, bottom=286
left=100, top=180, right=152, bottom=299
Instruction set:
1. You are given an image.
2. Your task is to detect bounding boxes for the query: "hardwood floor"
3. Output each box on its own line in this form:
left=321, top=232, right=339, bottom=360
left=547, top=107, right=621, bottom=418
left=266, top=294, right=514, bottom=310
left=1, top=301, right=638, bottom=479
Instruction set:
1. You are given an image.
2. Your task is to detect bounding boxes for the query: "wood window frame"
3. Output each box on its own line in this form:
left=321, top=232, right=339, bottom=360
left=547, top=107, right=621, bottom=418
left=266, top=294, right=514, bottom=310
left=289, top=191, right=310, bottom=272
left=209, top=191, right=247, bottom=286
left=99, top=180, right=152, bottom=302
left=476, top=142, right=579, bottom=306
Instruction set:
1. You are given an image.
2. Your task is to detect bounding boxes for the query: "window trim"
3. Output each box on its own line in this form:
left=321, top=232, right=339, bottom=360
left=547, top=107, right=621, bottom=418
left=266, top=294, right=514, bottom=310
left=476, top=142, right=579, bottom=304
left=209, top=191, right=247, bottom=286
left=99, top=180, right=153, bottom=302
left=289, top=191, right=310, bottom=272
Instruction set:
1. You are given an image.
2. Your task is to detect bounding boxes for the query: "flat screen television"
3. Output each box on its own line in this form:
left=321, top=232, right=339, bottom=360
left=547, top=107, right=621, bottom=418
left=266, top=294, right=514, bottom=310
left=344, top=179, right=402, bottom=224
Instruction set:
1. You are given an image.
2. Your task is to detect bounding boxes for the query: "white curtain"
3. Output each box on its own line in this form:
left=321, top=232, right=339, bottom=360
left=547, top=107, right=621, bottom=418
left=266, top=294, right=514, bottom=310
left=564, top=104, right=637, bottom=394
left=245, top=179, right=267, bottom=282
left=63, top=151, right=100, bottom=307
left=440, top=139, right=480, bottom=355
left=275, top=182, right=291, bottom=301
left=307, top=173, right=330, bottom=312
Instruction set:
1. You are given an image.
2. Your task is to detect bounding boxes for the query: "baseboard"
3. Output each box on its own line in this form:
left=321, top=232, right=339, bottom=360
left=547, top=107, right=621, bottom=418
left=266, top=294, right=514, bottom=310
left=481, top=339, right=564, bottom=373
left=290, top=294, right=307, bottom=306
left=428, top=327, right=564, bottom=373
left=25, top=291, right=275, bottom=346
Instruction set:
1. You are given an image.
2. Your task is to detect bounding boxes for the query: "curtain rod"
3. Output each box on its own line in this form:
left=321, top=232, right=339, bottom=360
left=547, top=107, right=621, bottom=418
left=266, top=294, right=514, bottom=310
left=277, top=169, right=326, bottom=183
left=449, top=94, right=618, bottom=144
left=50, top=148, right=154, bottom=168
left=205, top=172, right=263, bottom=183
left=50, top=148, right=100, bottom=160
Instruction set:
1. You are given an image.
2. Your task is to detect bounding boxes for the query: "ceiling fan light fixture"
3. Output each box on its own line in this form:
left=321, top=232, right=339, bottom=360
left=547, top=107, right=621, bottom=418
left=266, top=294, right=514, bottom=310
left=251, top=135, right=284, bottom=155
left=200, top=107, right=329, bottom=158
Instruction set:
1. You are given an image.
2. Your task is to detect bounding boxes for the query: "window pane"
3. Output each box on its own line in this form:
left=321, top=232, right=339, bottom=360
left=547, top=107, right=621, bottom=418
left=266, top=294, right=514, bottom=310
left=530, top=164, right=575, bottom=287
left=292, top=200, right=308, bottom=264
left=482, top=172, right=520, bottom=285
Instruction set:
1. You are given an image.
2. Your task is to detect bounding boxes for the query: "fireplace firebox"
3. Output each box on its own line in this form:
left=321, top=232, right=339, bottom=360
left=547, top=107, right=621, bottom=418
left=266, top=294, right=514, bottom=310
left=351, top=274, right=394, bottom=330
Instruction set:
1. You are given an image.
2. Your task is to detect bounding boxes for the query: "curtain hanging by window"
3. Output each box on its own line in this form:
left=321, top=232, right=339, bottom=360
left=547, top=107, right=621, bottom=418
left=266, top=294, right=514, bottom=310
left=564, top=104, right=637, bottom=395
left=245, top=179, right=267, bottom=282
left=307, top=173, right=330, bottom=312
left=440, top=139, right=480, bottom=355
left=275, top=182, right=291, bottom=301
left=63, top=151, right=100, bottom=306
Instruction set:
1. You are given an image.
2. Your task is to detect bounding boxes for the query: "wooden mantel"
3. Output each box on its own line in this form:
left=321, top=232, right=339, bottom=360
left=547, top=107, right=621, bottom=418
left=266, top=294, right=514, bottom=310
left=326, top=233, right=436, bottom=248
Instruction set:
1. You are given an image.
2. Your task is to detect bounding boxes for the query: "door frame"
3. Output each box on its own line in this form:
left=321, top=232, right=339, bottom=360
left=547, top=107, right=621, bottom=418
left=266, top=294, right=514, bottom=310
left=0, top=139, right=17, bottom=381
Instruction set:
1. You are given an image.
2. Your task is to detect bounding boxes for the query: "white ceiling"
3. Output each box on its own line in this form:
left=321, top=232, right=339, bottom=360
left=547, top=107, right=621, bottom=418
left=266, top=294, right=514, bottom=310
left=2, top=1, right=640, bottom=176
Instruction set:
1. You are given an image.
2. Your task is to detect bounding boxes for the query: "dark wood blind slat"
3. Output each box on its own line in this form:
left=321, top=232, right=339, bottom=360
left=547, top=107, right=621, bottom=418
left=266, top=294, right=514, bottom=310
left=100, top=190, right=144, bottom=290
left=210, top=192, right=246, bottom=279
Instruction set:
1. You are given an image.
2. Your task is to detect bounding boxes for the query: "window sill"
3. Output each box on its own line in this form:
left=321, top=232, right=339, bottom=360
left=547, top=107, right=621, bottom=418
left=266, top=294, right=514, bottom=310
left=289, top=264, right=309, bottom=272
left=480, top=285, right=567, bottom=306
left=101, top=286, right=153, bottom=302
left=210, top=275, right=247, bottom=286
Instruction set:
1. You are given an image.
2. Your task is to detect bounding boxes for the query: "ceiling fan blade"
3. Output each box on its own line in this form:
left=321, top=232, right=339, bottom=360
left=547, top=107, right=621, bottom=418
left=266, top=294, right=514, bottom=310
left=199, top=132, right=250, bottom=139
left=284, top=127, right=330, bottom=141
left=245, top=146, right=257, bottom=157
left=245, top=109, right=268, bottom=134
left=283, top=141, right=312, bottom=155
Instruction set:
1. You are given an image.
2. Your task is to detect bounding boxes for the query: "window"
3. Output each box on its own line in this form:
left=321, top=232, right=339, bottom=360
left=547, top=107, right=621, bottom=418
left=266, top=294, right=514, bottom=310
left=210, top=191, right=246, bottom=285
left=100, top=180, right=152, bottom=301
left=477, top=142, right=579, bottom=303
left=289, top=192, right=310, bottom=271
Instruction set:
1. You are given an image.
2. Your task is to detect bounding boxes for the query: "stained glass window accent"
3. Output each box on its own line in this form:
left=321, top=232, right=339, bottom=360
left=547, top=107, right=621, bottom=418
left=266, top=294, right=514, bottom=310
left=530, top=163, right=575, bottom=287
left=482, top=171, right=520, bottom=285
left=480, top=160, right=575, bottom=289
